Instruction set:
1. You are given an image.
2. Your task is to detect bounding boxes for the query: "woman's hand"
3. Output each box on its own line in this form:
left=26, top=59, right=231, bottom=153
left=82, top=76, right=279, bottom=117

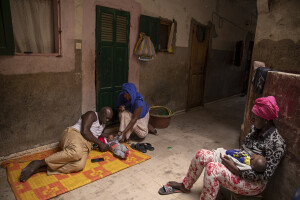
left=119, top=105, right=125, bottom=112
left=220, top=154, right=241, bottom=176
left=119, top=107, right=142, bottom=142
left=120, top=133, right=126, bottom=143
left=221, top=155, right=235, bottom=167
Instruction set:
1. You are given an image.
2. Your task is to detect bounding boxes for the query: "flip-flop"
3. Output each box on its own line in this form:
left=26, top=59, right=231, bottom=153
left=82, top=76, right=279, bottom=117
left=130, top=143, right=136, bottom=150
left=136, top=143, right=147, bottom=153
left=144, top=143, right=154, bottom=151
left=158, top=185, right=182, bottom=195
left=131, top=143, right=147, bottom=153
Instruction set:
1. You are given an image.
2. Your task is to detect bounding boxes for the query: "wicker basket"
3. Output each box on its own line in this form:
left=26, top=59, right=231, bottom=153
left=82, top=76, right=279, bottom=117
left=149, top=106, right=174, bottom=129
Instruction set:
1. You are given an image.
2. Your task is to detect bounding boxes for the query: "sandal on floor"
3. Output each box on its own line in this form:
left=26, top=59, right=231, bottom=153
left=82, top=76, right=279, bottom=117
left=130, top=143, right=137, bottom=150
left=144, top=143, right=154, bottom=151
left=158, top=185, right=182, bottom=195
left=131, top=143, right=147, bottom=153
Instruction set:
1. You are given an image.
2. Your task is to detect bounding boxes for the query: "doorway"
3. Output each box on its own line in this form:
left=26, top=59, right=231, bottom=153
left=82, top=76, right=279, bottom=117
left=95, top=6, right=130, bottom=117
left=187, top=22, right=210, bottom=110
left=243, top=32, right=255, bottom=94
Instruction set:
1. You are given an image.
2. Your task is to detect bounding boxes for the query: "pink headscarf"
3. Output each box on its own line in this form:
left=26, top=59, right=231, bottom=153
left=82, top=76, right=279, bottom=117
left=252, top=96, right=279, bottom=120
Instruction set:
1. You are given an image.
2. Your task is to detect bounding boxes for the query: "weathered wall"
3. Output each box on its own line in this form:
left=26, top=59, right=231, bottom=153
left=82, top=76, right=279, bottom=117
left=139, top=47, right=188, bottom=111
left=252, top=39, right=300, bottom=73
left=0, top=0, right=81, bottom=156
left=0, top=71, right=82, bottom=156
left=204, top=50, right=244, bottom=102
left=135, top=0, right=256, bottom=111
left=252, top=0, right=300, bottom=73
left=242, top=0, right=300, bottom=198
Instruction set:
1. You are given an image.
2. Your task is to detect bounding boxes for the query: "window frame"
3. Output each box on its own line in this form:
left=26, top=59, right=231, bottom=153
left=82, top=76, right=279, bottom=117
left=139, top=14, right=175, bottom=53
left=1, top=0, right=62, bottom=56
left=139, top=15, right=160, bottom=51
left=159, top=19, right=172, bottom=52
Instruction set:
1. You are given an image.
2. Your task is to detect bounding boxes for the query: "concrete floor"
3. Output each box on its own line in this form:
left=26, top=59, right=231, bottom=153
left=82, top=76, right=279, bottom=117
left=0, top=95, right=246, bottom=200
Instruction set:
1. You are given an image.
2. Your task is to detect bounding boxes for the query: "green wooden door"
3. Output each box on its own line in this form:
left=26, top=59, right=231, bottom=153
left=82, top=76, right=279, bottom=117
left=96, top=6, right=130, bottom=117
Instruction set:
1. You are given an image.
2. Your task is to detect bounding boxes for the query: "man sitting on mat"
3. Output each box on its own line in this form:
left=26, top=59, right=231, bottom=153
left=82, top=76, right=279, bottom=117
left=20, top=107, right=113, bottom=182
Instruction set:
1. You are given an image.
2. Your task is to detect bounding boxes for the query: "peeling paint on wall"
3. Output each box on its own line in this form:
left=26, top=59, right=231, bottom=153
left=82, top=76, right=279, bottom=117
left=0, top=72, right=81, bottom=156
left=252, top=39, right=300, bottom=73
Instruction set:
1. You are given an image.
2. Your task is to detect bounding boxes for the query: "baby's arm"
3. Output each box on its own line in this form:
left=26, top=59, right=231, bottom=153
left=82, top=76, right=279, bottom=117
left=115, top=133, right=123, bottom=142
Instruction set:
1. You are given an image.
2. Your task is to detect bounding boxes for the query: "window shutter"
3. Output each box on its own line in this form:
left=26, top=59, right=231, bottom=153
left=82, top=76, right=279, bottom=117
left=101, top=12, right=114, bottom=42
left=116, top=15, right=128, bottom=43
left=139, top=15, right=160, bottom=51
left=0, top=0, right=14, bottom=55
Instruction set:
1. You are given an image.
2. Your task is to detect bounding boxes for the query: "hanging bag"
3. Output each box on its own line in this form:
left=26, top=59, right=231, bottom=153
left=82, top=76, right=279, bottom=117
left=134, top=32, right=156, bottom=60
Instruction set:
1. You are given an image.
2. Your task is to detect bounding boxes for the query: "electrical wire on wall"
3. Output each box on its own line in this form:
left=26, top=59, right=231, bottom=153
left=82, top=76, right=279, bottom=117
left=211, top=12, right=256, bottom=35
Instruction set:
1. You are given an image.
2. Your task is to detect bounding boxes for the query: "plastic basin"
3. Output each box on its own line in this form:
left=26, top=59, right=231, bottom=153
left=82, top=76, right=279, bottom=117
left=149, top=106, right=173, bottom=129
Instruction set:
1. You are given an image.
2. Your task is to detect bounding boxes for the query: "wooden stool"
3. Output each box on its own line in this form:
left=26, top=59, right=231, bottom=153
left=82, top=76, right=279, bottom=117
left=218, top=186, right=263, bottom=200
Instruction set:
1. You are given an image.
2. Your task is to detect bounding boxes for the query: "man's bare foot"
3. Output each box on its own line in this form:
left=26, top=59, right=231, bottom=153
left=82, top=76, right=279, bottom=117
left=20, top=160, right=46, bottom=182
left=167, top=181, right=190, bottom=193
left=34, top=166, right=48, bottom=173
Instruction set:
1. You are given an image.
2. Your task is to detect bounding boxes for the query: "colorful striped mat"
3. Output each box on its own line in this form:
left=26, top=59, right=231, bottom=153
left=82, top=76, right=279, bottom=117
left=1, top=145, right=151, bottom=200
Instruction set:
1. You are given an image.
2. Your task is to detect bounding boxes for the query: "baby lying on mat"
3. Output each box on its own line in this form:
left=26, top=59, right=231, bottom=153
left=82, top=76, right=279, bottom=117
left=98, top=133, right=129, bottom=159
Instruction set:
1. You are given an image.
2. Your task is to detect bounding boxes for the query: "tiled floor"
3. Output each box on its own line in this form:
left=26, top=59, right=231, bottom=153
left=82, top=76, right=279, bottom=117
left=0, top=95, right=246, bottom=200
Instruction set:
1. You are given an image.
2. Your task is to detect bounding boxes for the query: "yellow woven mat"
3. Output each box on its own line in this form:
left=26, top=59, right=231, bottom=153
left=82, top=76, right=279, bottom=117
left=1, top=145, right=151, bottom=200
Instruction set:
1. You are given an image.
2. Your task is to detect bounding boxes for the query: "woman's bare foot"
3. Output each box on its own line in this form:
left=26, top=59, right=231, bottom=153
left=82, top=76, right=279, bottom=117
left=20, top=160, right=47, bottom=182
left=148, top=124, right=158, bottom=135
left=167, top=181, right=190, bottom=193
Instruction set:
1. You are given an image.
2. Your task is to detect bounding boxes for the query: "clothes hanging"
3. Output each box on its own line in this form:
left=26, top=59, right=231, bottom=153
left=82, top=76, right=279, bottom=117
left=252, top=67, right=273, bottom=94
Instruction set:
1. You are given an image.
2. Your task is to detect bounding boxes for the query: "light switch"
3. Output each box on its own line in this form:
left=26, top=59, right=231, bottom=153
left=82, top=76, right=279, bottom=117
left=76, top=42, right=82, bottom=50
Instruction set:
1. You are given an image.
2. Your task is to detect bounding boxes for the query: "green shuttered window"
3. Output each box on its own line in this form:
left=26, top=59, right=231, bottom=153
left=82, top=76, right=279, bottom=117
left=0, top=0, right=15, bottom=55
left=139, top=15, right=160, bottom=51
